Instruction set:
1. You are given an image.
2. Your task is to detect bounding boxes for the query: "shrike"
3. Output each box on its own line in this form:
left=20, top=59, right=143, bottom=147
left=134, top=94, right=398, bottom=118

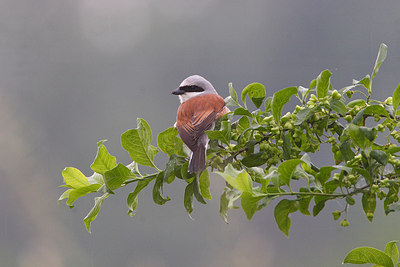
left=172, top=75, right=230, bottom=173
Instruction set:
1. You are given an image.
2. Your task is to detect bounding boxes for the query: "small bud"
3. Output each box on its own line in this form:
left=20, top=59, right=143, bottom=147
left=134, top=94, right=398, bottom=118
left=332, top=210, right=341, bottom=220
left=340, top=219, right=350, bottom=227
left=376, top=124, right=385, bottom=132
left=295, top=105, right=304, bottom=112
left=328, top=136, right=336, bottom=143
left=366, top=212, right=374, bottom=222
left=371, top=184, right=379, bottom=193
left=271, top=127, right=280, bottom=134
left=346, top=90, right=354, bottom=98
left=284, top=122, right=293, bottom=130
left=344, top=115, right=352, bottom=123
left=384, top=96, right=393, bottom=105
left=332, top=90, right=342, bottom=100
left=378, top=190, right=386, bottom=200
left=333, top=173, right=340, bottom=180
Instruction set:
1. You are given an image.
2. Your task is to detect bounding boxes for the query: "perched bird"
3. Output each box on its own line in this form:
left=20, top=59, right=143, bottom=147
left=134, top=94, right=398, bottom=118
left=172, top=75, right=230, bottom=173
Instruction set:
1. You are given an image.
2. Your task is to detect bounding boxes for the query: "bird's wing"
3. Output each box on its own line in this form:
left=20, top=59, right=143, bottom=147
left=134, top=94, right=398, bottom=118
left=176, top=94, right=227, bottom=151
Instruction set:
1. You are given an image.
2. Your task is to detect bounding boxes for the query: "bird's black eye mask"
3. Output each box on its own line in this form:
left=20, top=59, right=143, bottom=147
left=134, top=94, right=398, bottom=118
left=172, top=85, right=204, bottom=95
left=179, top=85, right=205, bottom=92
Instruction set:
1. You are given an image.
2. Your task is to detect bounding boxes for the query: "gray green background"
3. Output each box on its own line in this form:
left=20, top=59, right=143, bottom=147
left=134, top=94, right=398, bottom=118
left=1, top=0, right=400, bottom=266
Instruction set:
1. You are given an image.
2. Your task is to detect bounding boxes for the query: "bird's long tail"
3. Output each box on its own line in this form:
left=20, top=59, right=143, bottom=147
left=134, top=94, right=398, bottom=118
left=188, top=146, right=206, bottom=173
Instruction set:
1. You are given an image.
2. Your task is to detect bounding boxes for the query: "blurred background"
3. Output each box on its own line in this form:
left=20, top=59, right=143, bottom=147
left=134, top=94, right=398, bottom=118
left=1, top=0, right=400, bottom=266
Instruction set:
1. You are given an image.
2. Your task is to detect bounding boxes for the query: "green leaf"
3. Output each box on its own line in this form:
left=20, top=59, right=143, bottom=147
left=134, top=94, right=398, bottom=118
left=87, top=172, right=104, bottom=185
left=241, top=83, right=266, bottom=109
left=193, top=177, right=206, bottom=204
left=121, top=118, right=159, bottom=169
left=157, top=127, right=185, bottom=157
left=65, top=184, right=101, bottom=207
left=206, top=121, right=231, bottom=145
left=215, top=164, right=245, bottom=191
left=362, top=191, right=376, bottom=222
left=62, top=167, right=90, bottom=189
left=298, top=188, right=312, bottom=216
left=340, top=140, right=355, bottom=162
left=393, top=83, right=400, bottom=110
left=385, top=241, right=399, bottom=265
left=372, top=43, right=388, bottom=79
left=330, top=99, right=347, bottom=116
left=353, top=167, right=372, bottom=183
left=236, top=171, right=253, bottom=193
left=316, top=69, right=332, bottom=99
left=343, top=247, right=394, bottom=267
left=241, top=192, right=265, bottom=220
left=371, top=150, right=388, bottom=165
left=184, top=182, right=194, bottom=215
left=84, top=193, right=109, bottom=233
left=315, top=166, right=336, bottom=185
left=126, top=177, right=155, bottom=216
left=241, top=152, right=267, bottom=167
left=274, top=199, right=298, bottom=237
left=282, top=134, right=291, bottom=160
left=233, top=107, right=253, bottom=117
left=298, top=197, right=312, bottom=216
left=272, top=87, right=298, bottom=124
left=90, top=142, right=117, bottom=175
left=313, top=196, right=328, bottom=216
left=104, top=163, right=132, bottom=191
left=152, top=173, right=170, bottom=205
left=386, top=203, right=400, bottom=215
left=264, top=96, right=273, bottom=112
left=348, top=99, right=367, bottom=108
left=364, top=105, right=390, bottom=118
left=199, top=169, right=212, bottom=200
left=353, top=105, right=389, bottom=125
left=266, top=169, right=281, bottom=187
left=224, top=96, right=237, bottom=107
left=294, top=107, right=315, bottom=125
left=180, top=161, right=190, bottom=181
left=359, top=126, right=377, bottom=142
left=359, top=74, right=371, bottom=90
left=257, top=195, right=275, bottom=211
left=297, top=86, right=309, bottom=102
left=58, top=189, right=73, bottom=204
left=278, top=159, right=304, bottom=188
left=220, top=187, right=241, bottom=223
left=346, top=195, right=356, bottom=206
left=164, top=154, right=186, bottom=182
left=347, top=124, right=367, bottom=149
left=229, top=82, right=239, bottom=103
left=237, top=116, right=251, bottom=134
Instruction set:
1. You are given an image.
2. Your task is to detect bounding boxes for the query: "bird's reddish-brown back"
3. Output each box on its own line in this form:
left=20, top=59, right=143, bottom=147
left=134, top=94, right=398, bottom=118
left=176, top=93, right=227, bottom=127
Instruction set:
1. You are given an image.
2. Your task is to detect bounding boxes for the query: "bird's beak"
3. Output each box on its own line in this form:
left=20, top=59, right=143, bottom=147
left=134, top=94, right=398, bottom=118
left=171, top=87, right=185, bottom=95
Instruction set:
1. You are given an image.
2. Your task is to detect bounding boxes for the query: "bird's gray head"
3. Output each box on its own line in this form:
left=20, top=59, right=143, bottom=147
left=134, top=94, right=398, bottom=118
left=172, top=75, right=218, bottom=103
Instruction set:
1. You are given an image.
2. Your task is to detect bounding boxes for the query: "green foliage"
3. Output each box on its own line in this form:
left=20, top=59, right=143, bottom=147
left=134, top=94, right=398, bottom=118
left=121, top=118, right=159, bottom=169
left=316, top=69, right=332, bottom=99
left=241, top=82, right=266, bottom=109
left=271, top=86, right=297, bottom=124
left=343, top=240, right=399, bottom=267
left=59, top=44, right=400, bottom=244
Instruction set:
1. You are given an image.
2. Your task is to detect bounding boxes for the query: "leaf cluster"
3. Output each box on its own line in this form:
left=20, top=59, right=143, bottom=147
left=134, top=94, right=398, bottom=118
left=344, top=240, right=399, bottom=267
left=59, top=44, right=400, bottom=237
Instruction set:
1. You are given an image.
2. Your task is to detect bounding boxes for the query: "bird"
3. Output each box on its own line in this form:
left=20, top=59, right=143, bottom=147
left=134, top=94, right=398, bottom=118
left=172, top=75, right=230, bottom=173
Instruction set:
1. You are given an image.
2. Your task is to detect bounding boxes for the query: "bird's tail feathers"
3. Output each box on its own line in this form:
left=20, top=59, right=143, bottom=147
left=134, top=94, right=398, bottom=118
left=188, top=146, right=206, bottom=173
